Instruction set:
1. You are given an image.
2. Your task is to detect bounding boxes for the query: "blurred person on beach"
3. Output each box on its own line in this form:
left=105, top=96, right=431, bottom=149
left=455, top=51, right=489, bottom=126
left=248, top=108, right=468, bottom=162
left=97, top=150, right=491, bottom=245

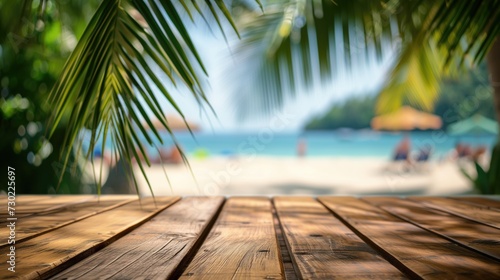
left=131, top=146, right=183, bottom=165
left=385, top=135, right=413, bottom=172
left=451, top=142, right=487, bottom=162
left=414, top=145, right=433, bottom=172
left=471, top=145, right=488, bottom=163
left=448, top=142, right=489, bottom=168
left=158, top=146, right=183, bottom=164
left=415, top=145, right=432, bottom=162
left=297, top=137, right=307, bottom=157
left=393, top=136, right=411, bottom=163
left=454, top=142, right=472, bottom=159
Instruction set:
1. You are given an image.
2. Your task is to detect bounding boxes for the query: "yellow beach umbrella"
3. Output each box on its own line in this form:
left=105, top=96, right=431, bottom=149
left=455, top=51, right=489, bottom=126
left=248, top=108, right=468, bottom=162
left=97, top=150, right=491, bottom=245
left=371, top=106, right=442, bottom=131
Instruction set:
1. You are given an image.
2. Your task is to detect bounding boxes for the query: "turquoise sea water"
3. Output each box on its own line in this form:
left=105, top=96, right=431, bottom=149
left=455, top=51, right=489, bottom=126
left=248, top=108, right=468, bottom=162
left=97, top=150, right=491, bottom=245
left=151, top=130, right=497, bottom=159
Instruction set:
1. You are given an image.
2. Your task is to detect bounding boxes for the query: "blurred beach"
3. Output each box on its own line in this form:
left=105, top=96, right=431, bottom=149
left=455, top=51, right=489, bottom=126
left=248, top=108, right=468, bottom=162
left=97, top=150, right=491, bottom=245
left=83, top=130, right=495, bottom=196
left=129, top=156, right=474, bottom=196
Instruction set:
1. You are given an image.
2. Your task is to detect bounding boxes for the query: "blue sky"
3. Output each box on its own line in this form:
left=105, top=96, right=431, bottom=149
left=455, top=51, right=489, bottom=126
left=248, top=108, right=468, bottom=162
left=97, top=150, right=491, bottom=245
left=155, top=24, right=394, bottom=132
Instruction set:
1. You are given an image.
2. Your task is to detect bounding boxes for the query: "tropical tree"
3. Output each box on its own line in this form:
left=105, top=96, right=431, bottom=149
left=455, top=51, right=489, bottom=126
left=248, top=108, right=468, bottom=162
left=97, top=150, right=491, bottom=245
left=1, top=0, right=245, bottom=194
left=3, top=0, right=500, bottom=194
left=230, top=0, right=500, bottom=193
left=0, top=0, right=102, bottom=193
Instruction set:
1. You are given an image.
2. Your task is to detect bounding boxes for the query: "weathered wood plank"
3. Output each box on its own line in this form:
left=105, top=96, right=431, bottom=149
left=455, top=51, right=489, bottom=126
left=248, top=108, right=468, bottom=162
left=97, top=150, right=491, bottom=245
left=0, top=196, right=135, bottom=246
left=364, top=197, right=500, bottom=261
left=179, top=197, right=283, bottom=279
left=449, top=197, right=500, bottom=210
left=0, top=196, right=134, bottom=225
left=319, top=196, right=500, bottom=279
left=0, top=195, right=96, bottom=217
left=0, top=195, right=91, bottom=205
left=52, top=197, right=224, bottom=280
left=0, top=195, right=53, bottom=206
left=274, top=197, right=406, bottom=279
left=0, top=196, right=99, bottom=225
left=4, top=196, right=179, bottom=280
left=409, top=197, right=500, bottom=229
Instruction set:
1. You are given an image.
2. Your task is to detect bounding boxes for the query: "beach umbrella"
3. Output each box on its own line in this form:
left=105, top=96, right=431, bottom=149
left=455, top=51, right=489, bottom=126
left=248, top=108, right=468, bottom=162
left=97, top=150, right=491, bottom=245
left=143, top=114, right=200, bottom=131
left=448, top=114, right=498, bottom=135
left=370, top=106, right=442, bottom=131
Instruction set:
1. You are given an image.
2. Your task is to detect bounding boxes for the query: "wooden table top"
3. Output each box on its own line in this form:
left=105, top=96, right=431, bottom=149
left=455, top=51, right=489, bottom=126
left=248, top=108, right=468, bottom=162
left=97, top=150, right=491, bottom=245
left=1, top=195, right=500, bottom=279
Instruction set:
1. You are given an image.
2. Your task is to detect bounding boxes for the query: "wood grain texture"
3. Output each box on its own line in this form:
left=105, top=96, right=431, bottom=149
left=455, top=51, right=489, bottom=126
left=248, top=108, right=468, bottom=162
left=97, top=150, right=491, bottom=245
left=179, top=197, right=283, bottom=280
left=1, top=196, right=98, bottom=227
left=409, top=197, right=500, bottom=229
left=0, top=196, right=135, bottom=247
left=0, top=196, right=136, bottom=225
left=0, top=196, right=97, bottom=220
left=0, top=195, right=94, bottom=207
left=319, top=196, right=500, bottom=279
left=364, top=197, right=500, bottom=261
left=274, top=197, right=406, bottom=279
left=52, top=197, right=224, bottom=280
left=3, top=196, right=179, bottom=280
left=449, top=197, right=500, bottom=210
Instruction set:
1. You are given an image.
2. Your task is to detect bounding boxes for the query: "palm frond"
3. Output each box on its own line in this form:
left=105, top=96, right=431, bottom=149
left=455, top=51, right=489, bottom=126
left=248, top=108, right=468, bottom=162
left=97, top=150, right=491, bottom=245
left=429, top=0, right=500, bottom=66
left=230, top=0, right=500, bottom=115
left=228, top=0, right=404, bottom=114
left=47, top=0, right=236, bottom=195
left=378, top=0, right=500, bottom=114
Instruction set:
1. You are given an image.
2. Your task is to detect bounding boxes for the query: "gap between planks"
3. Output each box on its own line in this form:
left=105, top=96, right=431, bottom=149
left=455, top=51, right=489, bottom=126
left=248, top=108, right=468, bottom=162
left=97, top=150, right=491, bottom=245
left=408, top=197, right=500, bottom=230
left=168, top=197, right=226, bottom=279
left=178, top=197, right=284, bottom=280
left=274, top=197, right=406, bottom=279
left=362, top=197, right=500, bottom=262
left=447, top=196, right=500, bottom=211
left=0, top=196, right=137, bottom=247
left=4, top=196, right=180, bottom=280
left=271, top=200, right=299, bottom=280
left=53, top=196, right=225, bottom=280
left=0, top=196, right=98, bottom=221
left=319, top=196, right=500, bottom=279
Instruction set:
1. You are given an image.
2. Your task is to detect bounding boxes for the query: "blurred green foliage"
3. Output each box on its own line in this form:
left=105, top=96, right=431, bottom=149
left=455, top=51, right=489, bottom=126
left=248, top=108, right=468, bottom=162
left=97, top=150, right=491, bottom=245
left=0, top=0, right=98, bottom=193
left=305, top=96, right=375, bottom=130
left=434, top=63, right=496, bottom=127
left=460, top=143, right=500, bottom=194
left=305, top=63, right=495, bottom=130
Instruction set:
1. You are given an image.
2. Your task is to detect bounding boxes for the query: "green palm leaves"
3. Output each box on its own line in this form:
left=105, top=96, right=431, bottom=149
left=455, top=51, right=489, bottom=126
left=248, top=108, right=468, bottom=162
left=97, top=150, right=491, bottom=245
left=47, top=0, right=235, bottom=195
left=232, top=0, right=500, bottom=114
left=379, top=0, right=500, bottom=114
left=231, top=0, right=398, bottom=113
left=36, top=0, right=500, bottom=195
left=429, top=0, right=500, bottom=66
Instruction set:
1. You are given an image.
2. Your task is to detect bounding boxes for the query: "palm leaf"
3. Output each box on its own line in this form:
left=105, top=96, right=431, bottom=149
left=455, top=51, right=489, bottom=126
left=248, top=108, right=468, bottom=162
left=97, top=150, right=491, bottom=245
left=228, top=0, right=402, bottom=114
left=47, top=0, right=237, bottom=195
left=230, top=0, right=500, bottom=115
left=376, top=38, right=448, bottom=114
left=378, top=0, right=500, bottom=114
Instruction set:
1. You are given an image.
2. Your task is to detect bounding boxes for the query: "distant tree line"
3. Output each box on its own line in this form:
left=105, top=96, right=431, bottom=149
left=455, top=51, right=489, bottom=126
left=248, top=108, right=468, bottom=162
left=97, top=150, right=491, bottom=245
left=304, top=63, right=496, bottom=131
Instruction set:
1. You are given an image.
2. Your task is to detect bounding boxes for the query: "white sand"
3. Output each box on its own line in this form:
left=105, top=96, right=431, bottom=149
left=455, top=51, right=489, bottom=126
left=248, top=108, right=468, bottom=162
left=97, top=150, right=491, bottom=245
left=104, top=156, right=474, bottom=196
